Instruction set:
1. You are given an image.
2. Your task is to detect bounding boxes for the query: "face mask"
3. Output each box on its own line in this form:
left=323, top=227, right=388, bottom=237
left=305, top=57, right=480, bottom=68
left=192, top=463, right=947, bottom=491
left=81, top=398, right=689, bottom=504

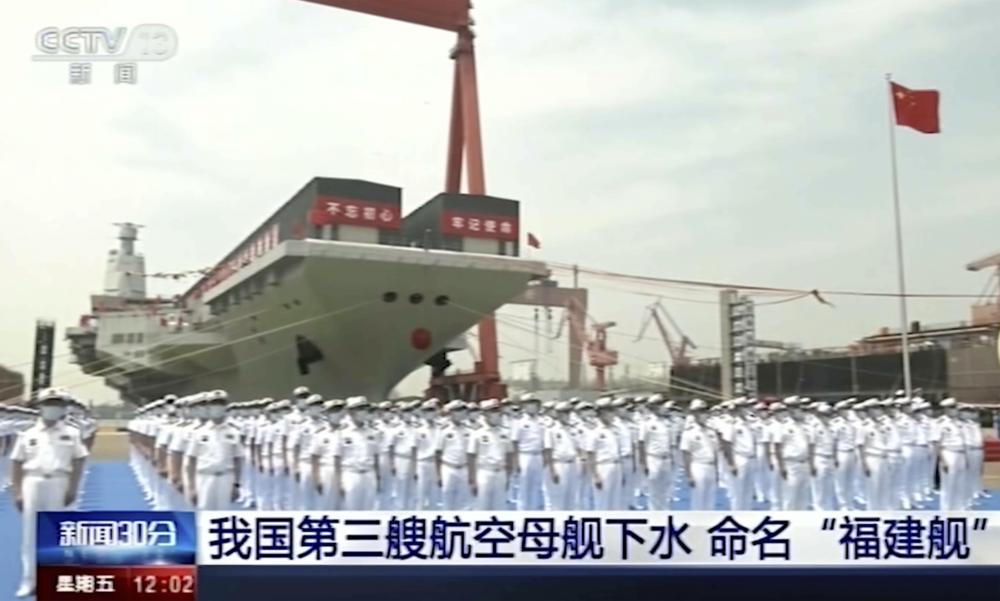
left=295, top=398, right=308, bottom=410
left=307, top=405, right=322, bottom=417
left=524, top=404, right=540, bottom=416
left=328, top=411, right=344, bottom=423
left=41, top=406, right=65, bottom=421
left=207, top=405, right=226, bottom=421
left=351, top=410, right=369, bottom=423
left=486, top=413, right=503, bottom=426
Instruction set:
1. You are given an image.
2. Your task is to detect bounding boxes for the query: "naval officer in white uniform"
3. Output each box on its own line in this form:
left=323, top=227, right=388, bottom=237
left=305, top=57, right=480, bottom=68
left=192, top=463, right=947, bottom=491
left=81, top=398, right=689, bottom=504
left=185, top=390, right=244, bottom=510
left=773, top=398, right=813, bottom=510
left=936, top=398, right=968, bottom=510
left=11, top=390, right=89, bottom=598
left=336, top=396, right=382, bottom=510
left=467, top=399, right=514, bottom=510
left=437, top=400, right=472, bottom=510
left=680, top=399, right=720, bottom=510
left=637, top=395, right=674, bottom=511
left=513, top=394, right=546, bottom=511
left=543, top=401, right=581, bottom=510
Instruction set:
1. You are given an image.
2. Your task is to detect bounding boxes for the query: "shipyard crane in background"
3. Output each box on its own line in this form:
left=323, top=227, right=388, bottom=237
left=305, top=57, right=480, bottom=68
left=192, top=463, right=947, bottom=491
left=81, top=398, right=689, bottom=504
left=636, top=300, right=697, bottom=367
left=302, top=0, right=509, bottom=400
left=551, top=297, right=618, bottom=391
left=966, top=249, right=1000, bottom=325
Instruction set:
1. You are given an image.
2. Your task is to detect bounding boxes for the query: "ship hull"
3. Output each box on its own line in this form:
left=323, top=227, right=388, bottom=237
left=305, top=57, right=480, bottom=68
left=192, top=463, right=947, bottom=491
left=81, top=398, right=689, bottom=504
left=79, top=240, right=547, bottom=403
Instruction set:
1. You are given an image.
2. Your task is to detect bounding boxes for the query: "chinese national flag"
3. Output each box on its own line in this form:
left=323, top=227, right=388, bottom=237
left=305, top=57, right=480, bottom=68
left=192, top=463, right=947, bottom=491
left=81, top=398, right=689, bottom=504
left=527, top=232, right=541, bottom=249
left=891, top=82, right=940, bottom=134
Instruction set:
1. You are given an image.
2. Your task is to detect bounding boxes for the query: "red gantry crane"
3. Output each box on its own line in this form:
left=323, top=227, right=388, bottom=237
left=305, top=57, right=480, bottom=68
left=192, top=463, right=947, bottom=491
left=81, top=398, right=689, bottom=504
left=636, top=300, right=697, bottom=367
left=300, top=0, right=507, bottom=399
left=553, top=298, right=618, bottom=391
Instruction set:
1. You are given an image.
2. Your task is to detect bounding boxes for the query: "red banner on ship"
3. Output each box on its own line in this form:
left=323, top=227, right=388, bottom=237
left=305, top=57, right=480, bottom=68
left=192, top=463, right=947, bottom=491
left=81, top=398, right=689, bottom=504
left=310, top=195, right=402, bottom=230
left=440, top=211, right=519, bottom=241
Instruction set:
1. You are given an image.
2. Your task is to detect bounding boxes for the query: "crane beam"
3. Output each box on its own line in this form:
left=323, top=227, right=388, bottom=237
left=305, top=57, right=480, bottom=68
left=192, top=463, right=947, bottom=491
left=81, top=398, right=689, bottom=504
left=510, top=282, right=588, bottom=388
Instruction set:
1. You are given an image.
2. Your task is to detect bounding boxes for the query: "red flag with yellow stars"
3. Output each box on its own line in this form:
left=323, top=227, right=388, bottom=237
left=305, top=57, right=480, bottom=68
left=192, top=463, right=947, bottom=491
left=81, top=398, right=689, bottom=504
left=891, top=82, right=940, bottom=134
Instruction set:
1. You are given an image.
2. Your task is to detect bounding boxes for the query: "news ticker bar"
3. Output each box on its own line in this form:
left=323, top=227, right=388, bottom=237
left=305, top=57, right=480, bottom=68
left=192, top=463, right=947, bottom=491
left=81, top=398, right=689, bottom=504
left=35, top=566, right=1000, bottom=601
left=38, top=511, right=999, bottom=567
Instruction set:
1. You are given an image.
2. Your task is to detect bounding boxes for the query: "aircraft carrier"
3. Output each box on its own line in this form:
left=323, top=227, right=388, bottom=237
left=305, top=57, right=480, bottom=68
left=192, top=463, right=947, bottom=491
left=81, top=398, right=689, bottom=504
left=65, top=179, right=548, bottom=404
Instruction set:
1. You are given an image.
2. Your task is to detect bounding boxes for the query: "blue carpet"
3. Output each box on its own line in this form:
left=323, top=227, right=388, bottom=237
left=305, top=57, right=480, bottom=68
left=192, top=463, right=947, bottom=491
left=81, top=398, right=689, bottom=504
left=0, top=461, right=151, bottom=600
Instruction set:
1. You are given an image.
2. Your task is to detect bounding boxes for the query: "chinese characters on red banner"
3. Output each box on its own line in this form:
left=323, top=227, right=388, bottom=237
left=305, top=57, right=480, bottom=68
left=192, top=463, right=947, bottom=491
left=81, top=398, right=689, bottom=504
left=192, top=223, right=280, bottom=299
left=309, top=195, right=402, bottom=229
left=440, top=211, right=518, bottom=241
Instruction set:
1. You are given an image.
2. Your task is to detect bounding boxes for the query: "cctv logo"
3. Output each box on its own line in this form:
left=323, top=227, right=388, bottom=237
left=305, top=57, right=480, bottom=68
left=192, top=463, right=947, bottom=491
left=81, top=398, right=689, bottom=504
left=33, top=24, right=178, bottom=62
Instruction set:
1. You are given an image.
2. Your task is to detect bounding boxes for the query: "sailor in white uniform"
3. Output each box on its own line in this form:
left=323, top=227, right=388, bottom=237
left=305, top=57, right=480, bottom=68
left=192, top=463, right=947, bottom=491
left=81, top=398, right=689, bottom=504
left=65, top=399, right=98, bottom=451
left=467, top=398, right=514, bottom=510
left=831, top=399, right=859, bottom=510
left=572, top=399, right=598, bottom=510
left=959, top=404, right=985, bottom=507
left=388, top=400, right=418, bottom=510
left=437, top=400, right=472, bottom=510
left=878, top=399, right=904, bottom=509
left=284, top=387, right=311, bottom=508
left=936, top=398, right=968, bottom=510
left=808, top=403, right=838, bottom=510
left=513, top=394, right=546, bottom=511
left=336, top=396, right=382, bottom=510
left=587, top=397, right=623, bottom=511
left=773, top=397, right=812, bottom=511
left=637, top=395, right=674, bottom=511
left=11, top=390, right=89, bottom=598
left=373, top=401, right=397, bottom=509
left=763, top=403, right=786, bottom=509
left=612, top=397, right=638, bottom=509
left=720, top=399, right=757, bottom=510
left=248, top=399, right=272, bottom=509
left=913, top=399, right=936, bottom=502
left=254, top=400, right=281, bottom=510
left=543, top=401, right=580, bottom=510
left=185, top=390, right=244, bottom=510
left=680, top=399, right=720, bottom=510
left=414, top=398, right=441, bottom=509
left=857, top=399, right=889, bottom=510
left=747, top=401, right=770, bottom=505
left=152, top=396, right=184, bottom=510
left=291, top=394, right=325, bottom=510
left=310, top=399, right=345, bottom=510
left=540, top=400, right=558, bottom=510
left=894, top=397, right=920, bottom=509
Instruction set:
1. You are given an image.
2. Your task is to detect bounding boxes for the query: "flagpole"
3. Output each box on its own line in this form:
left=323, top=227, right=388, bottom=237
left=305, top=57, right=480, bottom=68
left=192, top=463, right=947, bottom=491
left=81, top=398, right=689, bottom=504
left=886, top=72, right=913, bottom=398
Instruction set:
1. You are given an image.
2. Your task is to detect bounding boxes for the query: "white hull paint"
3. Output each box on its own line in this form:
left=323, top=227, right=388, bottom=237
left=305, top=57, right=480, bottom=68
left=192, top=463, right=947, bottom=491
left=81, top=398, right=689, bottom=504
left=75, top=240, right=547, bottom=402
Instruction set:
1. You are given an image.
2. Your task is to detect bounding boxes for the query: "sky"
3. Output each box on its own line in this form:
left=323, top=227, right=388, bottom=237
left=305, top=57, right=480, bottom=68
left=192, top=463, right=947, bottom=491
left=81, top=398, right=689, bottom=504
left=1, top=0, right=999, bottom=404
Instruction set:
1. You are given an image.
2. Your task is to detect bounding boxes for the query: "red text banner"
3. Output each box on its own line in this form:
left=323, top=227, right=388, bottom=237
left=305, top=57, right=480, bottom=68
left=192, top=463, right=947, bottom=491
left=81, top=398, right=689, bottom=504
left=440, top=211, right=518, bottom=241
left=310, top=195, right=401, bottom=230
